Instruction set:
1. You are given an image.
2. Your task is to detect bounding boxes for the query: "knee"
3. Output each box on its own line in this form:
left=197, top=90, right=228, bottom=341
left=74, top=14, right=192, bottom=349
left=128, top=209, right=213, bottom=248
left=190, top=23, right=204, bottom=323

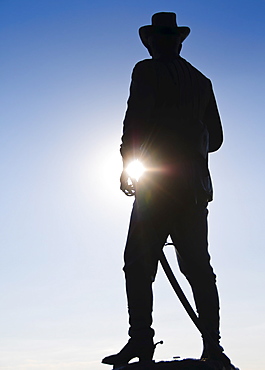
left=180, top=263, right=217, bottom=286
left=123, top=258, right=158, bottom=283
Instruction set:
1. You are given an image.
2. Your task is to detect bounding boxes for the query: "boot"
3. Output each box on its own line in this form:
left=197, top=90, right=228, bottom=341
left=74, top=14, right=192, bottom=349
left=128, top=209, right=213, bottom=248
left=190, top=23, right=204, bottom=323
left=102, top=337, right=155, bottom=366
left=200, top=340, right=224, bottom=361
left=200, top=329, right=223, bottom=360
left=200, top=336, right=235, bottom=370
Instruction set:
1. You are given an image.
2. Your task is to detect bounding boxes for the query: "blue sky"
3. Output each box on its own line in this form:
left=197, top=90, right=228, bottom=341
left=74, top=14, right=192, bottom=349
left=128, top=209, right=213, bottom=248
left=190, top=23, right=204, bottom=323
left=0, top=1, right=264, bottom=369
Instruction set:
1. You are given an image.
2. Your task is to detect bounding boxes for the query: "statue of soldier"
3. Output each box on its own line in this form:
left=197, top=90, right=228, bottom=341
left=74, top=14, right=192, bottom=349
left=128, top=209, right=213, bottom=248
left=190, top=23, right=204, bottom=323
left=102, top=12, right=225, bottom=368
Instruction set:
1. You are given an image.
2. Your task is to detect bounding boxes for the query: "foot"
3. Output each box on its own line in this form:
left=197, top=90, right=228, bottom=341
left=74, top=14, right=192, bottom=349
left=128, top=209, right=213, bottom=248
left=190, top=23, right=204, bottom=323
left=102, top=338, right=155, bottom=366
left=200, top=344, right=236, bottom=370
left=200, top=342, right=224, bottom=361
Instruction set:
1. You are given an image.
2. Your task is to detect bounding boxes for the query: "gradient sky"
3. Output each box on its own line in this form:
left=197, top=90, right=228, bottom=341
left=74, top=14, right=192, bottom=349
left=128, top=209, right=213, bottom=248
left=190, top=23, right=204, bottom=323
left=1, top=1, right=265, bottom=369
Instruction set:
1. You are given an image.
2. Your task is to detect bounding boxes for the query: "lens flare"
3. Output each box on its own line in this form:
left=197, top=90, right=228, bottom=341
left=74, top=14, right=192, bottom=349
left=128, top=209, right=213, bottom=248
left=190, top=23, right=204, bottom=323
left=126, top=160, right=145, bottom=181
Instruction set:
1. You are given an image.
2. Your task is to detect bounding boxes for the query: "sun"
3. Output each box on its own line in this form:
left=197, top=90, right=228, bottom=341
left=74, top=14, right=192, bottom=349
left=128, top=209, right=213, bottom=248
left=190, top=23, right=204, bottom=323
left=126, top=160, right=145, bottom=181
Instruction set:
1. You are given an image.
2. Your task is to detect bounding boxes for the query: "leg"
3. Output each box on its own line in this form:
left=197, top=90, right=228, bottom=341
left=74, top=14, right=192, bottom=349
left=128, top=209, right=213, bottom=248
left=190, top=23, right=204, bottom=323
left=170, top=201, right=222, bottom=358
left=124, top=197, right=170, bottom=339
left=102, top=198, right=169, bottom=366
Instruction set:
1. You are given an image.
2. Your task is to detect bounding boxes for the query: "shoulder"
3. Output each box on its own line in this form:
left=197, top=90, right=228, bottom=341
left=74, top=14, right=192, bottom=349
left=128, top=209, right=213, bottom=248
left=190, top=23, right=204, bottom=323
left=133, top=58, right=155, bottom=70
left=132, top=59, right=156, bottom=75
left=131, top=59, right=157, bottom=84
left=180, top=57, right=212, bottom=85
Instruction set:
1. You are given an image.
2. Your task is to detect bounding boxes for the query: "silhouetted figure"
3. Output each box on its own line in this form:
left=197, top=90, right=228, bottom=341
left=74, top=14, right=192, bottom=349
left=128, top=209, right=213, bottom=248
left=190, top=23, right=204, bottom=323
left=103, top=12, right=224, bottom=367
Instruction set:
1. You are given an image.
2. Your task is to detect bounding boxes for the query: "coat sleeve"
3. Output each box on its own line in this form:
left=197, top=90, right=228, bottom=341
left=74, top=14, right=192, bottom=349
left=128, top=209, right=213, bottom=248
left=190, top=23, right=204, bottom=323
left=203, top=82, right=223, bottom=153
left=120, top=60, right=157, bottom=166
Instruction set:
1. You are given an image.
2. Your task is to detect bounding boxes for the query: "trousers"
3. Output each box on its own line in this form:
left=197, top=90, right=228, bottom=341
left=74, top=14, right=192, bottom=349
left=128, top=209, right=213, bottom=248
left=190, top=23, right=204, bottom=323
left=123, top=174, right=220, bottom=342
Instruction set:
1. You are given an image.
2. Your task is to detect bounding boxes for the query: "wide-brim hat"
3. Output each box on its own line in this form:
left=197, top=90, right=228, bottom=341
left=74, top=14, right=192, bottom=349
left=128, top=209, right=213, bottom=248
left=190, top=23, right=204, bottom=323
left=139, top=12, right=190, bottom=48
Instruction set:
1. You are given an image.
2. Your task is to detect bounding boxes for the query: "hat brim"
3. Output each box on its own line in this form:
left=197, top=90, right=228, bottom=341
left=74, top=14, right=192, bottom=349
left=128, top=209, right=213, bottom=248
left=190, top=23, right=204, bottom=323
left=139, top=25, right=190, bottom=48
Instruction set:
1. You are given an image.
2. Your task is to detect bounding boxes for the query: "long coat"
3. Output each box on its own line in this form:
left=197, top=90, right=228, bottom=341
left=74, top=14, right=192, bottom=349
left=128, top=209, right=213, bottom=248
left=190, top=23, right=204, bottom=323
left=120, top=57, right=223, bottom=202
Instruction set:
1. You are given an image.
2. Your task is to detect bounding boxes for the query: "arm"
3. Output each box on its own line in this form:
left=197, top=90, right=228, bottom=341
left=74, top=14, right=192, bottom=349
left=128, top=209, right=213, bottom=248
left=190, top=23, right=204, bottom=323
left=203, top=83, right=223, bottom=153
left=120, top=60, right=156, bottom=195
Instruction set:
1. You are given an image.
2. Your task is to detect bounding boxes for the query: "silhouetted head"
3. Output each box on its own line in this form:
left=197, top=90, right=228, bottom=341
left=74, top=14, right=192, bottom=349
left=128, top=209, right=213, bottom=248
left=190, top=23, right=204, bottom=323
left=139, top=12, right=190, bottom=59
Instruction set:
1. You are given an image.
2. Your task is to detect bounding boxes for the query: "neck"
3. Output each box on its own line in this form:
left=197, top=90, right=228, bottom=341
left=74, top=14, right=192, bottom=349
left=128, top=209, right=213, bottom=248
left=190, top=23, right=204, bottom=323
left=152, top=51, right=180, bottom=60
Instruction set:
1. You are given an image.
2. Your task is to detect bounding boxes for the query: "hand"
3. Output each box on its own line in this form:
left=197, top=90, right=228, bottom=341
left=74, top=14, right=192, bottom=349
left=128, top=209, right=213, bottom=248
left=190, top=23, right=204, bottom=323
left=120, top=170, right=135, bottom=196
